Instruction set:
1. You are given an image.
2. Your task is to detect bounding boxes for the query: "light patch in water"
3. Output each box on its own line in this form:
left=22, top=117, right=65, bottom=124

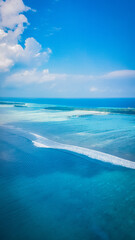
left=0, top=109, right=109, bottom=124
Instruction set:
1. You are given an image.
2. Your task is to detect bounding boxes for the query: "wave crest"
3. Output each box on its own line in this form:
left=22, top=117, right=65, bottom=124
left=31, top=133, right=135, bottom=169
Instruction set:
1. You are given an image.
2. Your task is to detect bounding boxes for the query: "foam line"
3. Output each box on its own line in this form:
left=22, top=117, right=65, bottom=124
left=31, top=133, right=135, bottom=169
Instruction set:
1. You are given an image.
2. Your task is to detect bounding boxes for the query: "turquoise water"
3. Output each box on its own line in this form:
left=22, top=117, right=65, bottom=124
left=0, top=98, right=135, bottom=239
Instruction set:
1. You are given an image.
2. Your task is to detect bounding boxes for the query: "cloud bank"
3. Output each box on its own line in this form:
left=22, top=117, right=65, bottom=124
left=5, top=69, right=135, bottom=86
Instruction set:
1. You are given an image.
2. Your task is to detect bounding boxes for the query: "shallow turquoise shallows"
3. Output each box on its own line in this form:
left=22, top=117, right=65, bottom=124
left=0, top=98, right=135, bottom=240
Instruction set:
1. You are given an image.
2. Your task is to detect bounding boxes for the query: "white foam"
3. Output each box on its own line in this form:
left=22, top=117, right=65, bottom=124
left=31, top=133, right=135, bottom=169
left=33, top=142, right=49, bottom=148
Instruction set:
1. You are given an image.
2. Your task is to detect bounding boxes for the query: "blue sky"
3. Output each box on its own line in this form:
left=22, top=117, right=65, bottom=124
left=0, top=0, right=135, bottom=97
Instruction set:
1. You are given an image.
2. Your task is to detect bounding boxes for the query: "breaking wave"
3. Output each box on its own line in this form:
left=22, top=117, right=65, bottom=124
left=31, top=133, right=135, bottom=169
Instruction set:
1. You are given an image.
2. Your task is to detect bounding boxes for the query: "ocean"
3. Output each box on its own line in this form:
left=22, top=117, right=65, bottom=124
left=0, top=98, right=135, bottom=240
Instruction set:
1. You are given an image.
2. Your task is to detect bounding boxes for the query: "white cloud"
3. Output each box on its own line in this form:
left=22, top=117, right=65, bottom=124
left=0, top=0, right=30, bottom=43
left=89, top=86, right=108, bottom=94
left=0, top=0, right=30, bottom=29
left=0, top=42, right=22, bottom=71
left=4, top=68, right=135, bottom=87
left=89, top=87, right=98, bottom=92
left=5, top=69, right=67, bottom=86
left=0, top=0, right=51, bottom=72
left=0, top=29, right=7, bottom=39
left=102, top=70, right=135, bottom=79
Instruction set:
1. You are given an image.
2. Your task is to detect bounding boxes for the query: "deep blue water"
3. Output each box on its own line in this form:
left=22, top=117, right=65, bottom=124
left=0, top=98, right=135, bottom=240
left=0, top=97, right=135, bottom=108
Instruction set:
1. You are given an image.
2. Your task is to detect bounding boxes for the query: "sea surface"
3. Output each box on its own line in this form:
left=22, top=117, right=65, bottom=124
left=0, top=98, right=135, bottom=240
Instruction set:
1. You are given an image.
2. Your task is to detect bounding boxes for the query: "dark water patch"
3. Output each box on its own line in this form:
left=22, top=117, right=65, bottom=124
left=43, top=105, right=135, bottom=115
left=44, top=106, right=74, bottom=111
left=0, top=101, right=25, bottom=105
left=76, top=107, right=135, bottom=116
left=44, top=106, right=135, bottom=115
left=97, top=108, right=135, bottom=115
left=0, top=101, right=27, bottom=108
left=0, top=101, right=14, bottom=105
left=14, top=104, right=27, bottom=107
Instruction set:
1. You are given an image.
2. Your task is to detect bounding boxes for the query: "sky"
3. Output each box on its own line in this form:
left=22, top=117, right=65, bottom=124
left=0, top=0, right=135, bottom=98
